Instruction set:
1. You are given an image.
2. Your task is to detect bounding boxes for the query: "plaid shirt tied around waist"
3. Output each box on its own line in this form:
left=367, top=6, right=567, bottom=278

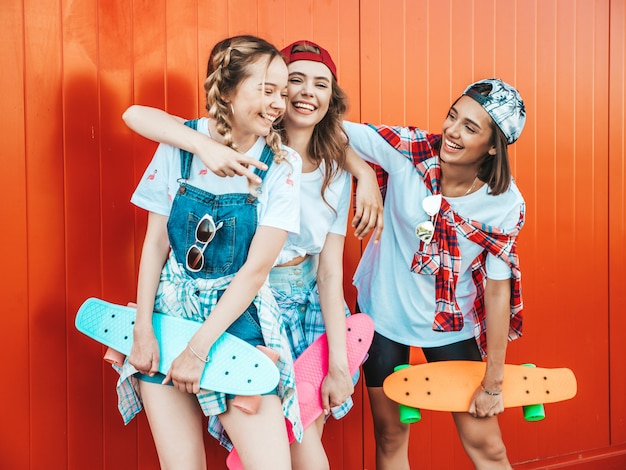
left=368, top=124, right=524, bottom=356
left=114, top=251, right=303, bottom=450
left=272, top=281, right=355, bottom=420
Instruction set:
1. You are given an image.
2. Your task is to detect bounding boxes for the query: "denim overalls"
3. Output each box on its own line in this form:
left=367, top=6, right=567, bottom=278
left=167, top=119, right=275, bottom=344
left=137, top=121, right=275, bottom=390
left=117, top=125, right=303, bottom=445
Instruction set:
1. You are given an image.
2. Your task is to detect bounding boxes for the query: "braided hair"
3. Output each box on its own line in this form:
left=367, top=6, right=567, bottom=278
left=204, top=35, right=287, bottom=162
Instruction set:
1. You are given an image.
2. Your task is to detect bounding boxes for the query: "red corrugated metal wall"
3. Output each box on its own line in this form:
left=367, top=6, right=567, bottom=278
left=1, top=1, right=625, bottom=469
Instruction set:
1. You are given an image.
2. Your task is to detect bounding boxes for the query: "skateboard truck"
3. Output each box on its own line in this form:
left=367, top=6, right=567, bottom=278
left=103, top=347, right=125, bottom=367
left=231, top=345, right=280, bottom=414
left=394, top=364, right=422, bottom=423
left=520, top=363, right=545, bottom=421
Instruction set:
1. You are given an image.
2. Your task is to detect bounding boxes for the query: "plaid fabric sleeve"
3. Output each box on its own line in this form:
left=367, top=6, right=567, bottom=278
left=352, top=124, right=441, bottom=209
left=457, top=207, right=525, bottom=356
left=366, top=124, right=441, bottom=167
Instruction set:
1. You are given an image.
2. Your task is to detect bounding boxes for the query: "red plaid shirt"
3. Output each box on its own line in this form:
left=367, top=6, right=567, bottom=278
left=366, top=124, right=524, bottom=356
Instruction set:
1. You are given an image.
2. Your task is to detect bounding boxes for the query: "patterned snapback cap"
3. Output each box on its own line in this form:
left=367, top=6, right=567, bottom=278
left=463, top=78, right=526, bottom=144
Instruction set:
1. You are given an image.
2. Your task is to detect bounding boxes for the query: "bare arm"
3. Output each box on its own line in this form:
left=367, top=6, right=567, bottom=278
left=164, top=225, right=288, bottom=394
left=344, top=146, right=384, bottom=243
left=469, top=277, right=511, bottom=417
left=317, top=233, right=353, bottom=414
left=123, top=105, right=267, bottom=184
left=129, top=212, right=171, bottom=376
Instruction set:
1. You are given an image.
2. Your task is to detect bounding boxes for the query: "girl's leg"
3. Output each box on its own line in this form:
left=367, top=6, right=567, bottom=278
left=290, top=415, right=329, bottom=470
left=423, top=338, right=511, bottom=469
left=139, top=380, right=207, bottom=470
left=362, top=332, right=411, bottom=470
left=219, top=394, right=291, bottom=470
left=452, top=413, right=511, bottom=469
left=367, top=387, right=411, bottom=470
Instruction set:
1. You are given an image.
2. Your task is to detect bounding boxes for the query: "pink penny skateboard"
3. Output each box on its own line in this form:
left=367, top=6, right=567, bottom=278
left=225, top=313, right=375, bottom=470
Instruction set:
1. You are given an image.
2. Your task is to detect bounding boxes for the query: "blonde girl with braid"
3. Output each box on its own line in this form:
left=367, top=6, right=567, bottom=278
left=116, top=35, right=303, bottom=470
left=123, top=39, right=383, bottom=470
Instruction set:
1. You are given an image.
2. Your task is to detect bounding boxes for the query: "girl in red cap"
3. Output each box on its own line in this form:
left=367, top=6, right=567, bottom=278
left=122, top=39, right=382, bottom=469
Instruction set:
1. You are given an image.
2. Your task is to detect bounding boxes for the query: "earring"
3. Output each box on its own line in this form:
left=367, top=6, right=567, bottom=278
left=230, top=103, right=235, bottom=116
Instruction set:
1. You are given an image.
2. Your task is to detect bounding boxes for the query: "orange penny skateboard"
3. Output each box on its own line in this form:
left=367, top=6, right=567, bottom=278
left=383, top=361, right=577, bottom=422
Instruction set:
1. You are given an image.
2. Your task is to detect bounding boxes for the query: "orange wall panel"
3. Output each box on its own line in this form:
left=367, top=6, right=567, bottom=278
left=23, top=0, right=69, bottom=468
left=0, top=1, right=29, bottom=468
left=62, top=0, right=106, bottom=468
left=97, top=2, right=143, bottom=469
left=610, top=0, right=626, bottom=446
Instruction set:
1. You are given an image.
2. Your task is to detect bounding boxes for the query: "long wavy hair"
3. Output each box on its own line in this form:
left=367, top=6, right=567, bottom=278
left=204, top=35, right=286, bottom=162
left=279, top=42, right=349, bottom=210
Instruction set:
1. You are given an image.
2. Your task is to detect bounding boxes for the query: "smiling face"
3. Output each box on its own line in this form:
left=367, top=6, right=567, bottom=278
left=283, top=59, right=333, bottom=131
left=440, top=95, right=497, bottom=167
left=228, top=55, right=288, bottom=147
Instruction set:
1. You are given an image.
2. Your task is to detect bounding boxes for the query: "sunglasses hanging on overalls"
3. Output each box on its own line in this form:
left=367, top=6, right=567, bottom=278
left=186, top=214, right=224, bottom=272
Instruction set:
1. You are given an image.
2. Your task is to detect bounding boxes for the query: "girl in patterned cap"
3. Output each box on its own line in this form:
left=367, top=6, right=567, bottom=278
left=118, top=35, right=302, bottom=470
left=122, top=40, right=383, bottom=469
left=345, top=78, right=526, bottom=469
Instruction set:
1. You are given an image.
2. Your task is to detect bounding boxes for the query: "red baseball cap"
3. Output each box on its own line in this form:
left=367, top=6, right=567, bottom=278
left=281, top=40, right=337, bottom=79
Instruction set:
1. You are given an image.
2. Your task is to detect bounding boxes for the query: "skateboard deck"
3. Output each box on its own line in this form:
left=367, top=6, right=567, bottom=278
left=226, top=313, right=375, bottom=470
left=383, top=361, right=577, bottom=413
left=75, top=297, right=280, bottom=395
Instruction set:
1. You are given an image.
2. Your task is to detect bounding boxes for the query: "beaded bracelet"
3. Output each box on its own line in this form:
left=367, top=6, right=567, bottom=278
left=187, top=342, right=210, bottom=363
left=480, top=383, right=502, bottom=396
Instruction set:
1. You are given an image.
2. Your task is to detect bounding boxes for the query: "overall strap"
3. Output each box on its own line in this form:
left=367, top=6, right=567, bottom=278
left=180, top=121, right=274, bottom=183
left=179, top=119, right=200, bottom=180
left=254, top=144, right=275, bottom=182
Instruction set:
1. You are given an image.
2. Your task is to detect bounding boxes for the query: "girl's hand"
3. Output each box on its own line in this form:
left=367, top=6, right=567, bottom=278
left=320, top=364, right=354, bottom=415
left=122, top=105, right=268, bottom=186
left=352, top=173, right=384, bottom=243
left=468, top=385, right=505, bottom=418
left=195, top=138, right=267, bottom=186
left=128, top=326, right=160, bottom=376
left=163, top=345, right=206, bottom=394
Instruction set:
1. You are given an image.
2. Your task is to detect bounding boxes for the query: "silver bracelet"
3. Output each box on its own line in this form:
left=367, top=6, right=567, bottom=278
left=187, top=342, right=210, bottom=363
left=480, top=383, right=502, bottom=396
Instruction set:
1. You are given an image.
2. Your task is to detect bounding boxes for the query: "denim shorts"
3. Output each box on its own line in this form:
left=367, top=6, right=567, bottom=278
left=269, top=256, right=316, bottom=323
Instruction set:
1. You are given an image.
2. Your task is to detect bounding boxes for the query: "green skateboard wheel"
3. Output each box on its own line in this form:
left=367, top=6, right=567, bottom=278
left=521, top=363, right=546, bottom=421
left=394, top=364, right=422, bottom=424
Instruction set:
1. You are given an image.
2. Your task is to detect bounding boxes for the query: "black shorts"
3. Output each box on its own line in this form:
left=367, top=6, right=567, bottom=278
left=362, top=331, right=482, bottom=387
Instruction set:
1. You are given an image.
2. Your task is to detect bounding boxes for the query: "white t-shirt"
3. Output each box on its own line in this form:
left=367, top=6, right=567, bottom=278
left=131, top=117, right=302, bottom=237
left=344, top=121, right=524, bottom=347
left=275, top=163, right=351, bottom=266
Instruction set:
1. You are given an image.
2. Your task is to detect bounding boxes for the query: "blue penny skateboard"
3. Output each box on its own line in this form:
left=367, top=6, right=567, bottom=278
left=75, top=297, right=280, bottom=395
